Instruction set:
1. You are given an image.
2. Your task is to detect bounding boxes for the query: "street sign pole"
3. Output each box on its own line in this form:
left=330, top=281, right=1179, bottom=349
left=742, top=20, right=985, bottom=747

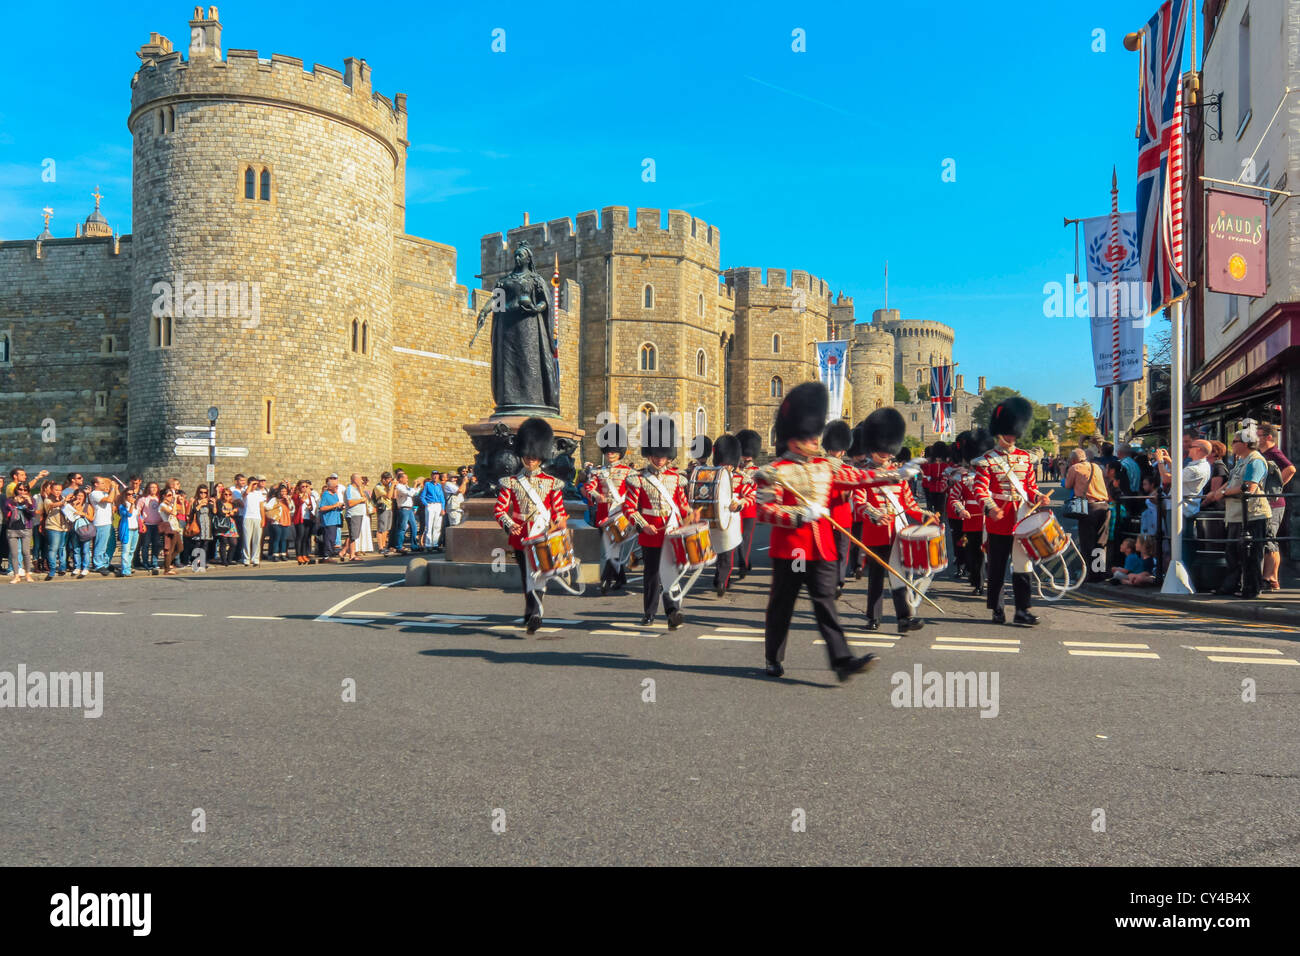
left=207, top=406, right=219, bottom=486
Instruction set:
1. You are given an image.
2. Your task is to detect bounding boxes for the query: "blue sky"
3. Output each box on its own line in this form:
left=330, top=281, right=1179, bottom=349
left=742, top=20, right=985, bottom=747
left=0, top=0, right=1188, bottom=407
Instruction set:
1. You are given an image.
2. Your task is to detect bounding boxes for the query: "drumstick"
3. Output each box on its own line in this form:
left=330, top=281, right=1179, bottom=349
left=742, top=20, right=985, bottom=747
left=769, top=476, right=945, bottom=615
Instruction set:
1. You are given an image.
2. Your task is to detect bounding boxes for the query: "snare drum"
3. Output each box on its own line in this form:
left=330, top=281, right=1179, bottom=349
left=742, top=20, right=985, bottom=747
left=666, top=522, right=714, bottom=568
left=599, top=510, right=635, bottom=544
left=1013, top=510, right=1068, bottom=562
left=899, top=524, right=947, bottom=574
left=523, top=528, right=575, bottom=578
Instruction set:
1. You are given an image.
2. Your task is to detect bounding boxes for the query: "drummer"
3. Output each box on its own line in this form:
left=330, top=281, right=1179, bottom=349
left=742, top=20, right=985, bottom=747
left=821, top=419, right=855, bottom=598
left=686, top=434, right=712, bottom=486
left=734, top=430, right=762, bottom=580
left=950, top=428, right=994, bottom=596
left=583, top=423, right=636, bottom=595
left=623, top=414, right=698, bottom=629
left=709, top=434, right=754, bottom=597
left=854, top=407, right=935, bottom=634
left=974, top=397, right=1049, bottom=626
left=942, top=436, right=969, bottom=582
left=493, top=417, right=570, bottom=635
left=845, top=421, right=870, bottom=581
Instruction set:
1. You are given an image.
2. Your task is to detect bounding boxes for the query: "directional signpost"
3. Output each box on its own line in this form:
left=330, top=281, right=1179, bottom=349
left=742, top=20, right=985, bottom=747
left=174, top=445, right=248, bottom=458
left=172, top=407, right=232, bottom=481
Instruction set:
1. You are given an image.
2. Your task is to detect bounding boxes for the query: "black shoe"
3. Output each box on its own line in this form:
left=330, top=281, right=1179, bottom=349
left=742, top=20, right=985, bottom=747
left=640, top=615, right=654, bottom=626
left=834, top=654, right=878, bottom=683
left=600, top=579, right=610, bottom=595
left=1213, top=586, right=1238, bottom=596
left=854, top=568, right=864, bottom=580
left=735, top=570, right=747, bottom=581
left=525, top=614, right=542, bottom=634
left=765, top=660, right=784, bottom=678
left=1013, top=610, right=1039, bottom=626
left=992, top=608, right=1006, bottom=624
left=835, top=584, right=844, bottom=599
left=864, top=618, right=880, bottom=631
left=972, top=586, right=985, bottom=596
left=667, top=609, right=685, bottom=630
left=714, top=582, right=725, bottom=597
left=898, top=617, right=925, bottom=633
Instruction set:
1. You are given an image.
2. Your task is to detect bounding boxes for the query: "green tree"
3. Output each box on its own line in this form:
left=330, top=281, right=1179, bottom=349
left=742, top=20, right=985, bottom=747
left=971, top=386, right=1021, bottom=430
left=916, top=383, right=930, bottom=401
left=1068, top=401, right=1097, bottom=445
left=894, top=382, right=911, bottom=403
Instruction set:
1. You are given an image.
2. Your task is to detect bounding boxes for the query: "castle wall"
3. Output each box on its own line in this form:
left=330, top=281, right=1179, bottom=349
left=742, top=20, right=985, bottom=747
left=848, top=322, right=895, bottom=423
left=0, top=237, right=132, bottom=473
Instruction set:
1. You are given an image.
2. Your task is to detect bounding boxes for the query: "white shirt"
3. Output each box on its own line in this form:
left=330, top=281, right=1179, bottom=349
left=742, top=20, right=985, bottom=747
left=89, top=490, right=113, bottom=527
left=242, top=489, right=266, bottom=521
left=1167, top=458, right=1211, bottom=517
left=395, top=483, right=415, bottom=508
left=346, top=485, right=367, bottom=518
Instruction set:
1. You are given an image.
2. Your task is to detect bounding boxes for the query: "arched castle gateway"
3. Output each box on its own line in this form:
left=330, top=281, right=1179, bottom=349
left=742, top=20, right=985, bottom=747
left=0, top=7, right=988, bottom=478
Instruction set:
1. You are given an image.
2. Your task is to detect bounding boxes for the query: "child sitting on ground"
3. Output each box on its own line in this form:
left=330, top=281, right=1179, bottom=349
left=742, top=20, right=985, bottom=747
left=1109, top=538, right=1141, bottom=584
left=1121, top=536, right=1158, bottom=587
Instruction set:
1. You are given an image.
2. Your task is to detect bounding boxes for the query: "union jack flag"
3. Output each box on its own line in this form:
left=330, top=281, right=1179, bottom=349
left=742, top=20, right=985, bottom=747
left=1136, top=0, right=1189, bottom=316
left=930, top=365, right=954, bottom=438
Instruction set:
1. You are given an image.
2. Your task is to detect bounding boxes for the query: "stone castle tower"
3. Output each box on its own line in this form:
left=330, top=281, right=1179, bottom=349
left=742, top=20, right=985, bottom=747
left=126, top=5, right=404, bottom=481
left=874, top=308, right=955, bottom=395
left=847, top=318, right=895, bottom=422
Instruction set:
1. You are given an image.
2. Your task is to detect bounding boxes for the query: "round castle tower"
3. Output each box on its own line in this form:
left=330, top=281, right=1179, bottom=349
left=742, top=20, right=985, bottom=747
left=126, top=6, right=408, bottom=482
left=874, top=308, right=954, bottom=398
left=848, top=324, right=895, bottom=423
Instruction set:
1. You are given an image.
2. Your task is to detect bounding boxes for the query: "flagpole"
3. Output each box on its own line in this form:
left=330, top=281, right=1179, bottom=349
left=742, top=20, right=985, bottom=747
left=1108, top=167, right=1123, bottom=453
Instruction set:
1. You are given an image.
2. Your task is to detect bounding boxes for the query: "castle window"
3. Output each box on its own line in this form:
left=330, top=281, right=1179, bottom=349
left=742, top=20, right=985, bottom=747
left=911, top=412, right=918, bottom=422
left=244, top=167, right=255, bottom=200
left=875, top=399, right=883, bottom=409
left=637, top=403, right=657, bottom=443
left=260, top=168, right=271, bottom=201
left=691, top=219, right=697, bottom=238
left=696, top=407, right=707, bottom=442
left=100, top=335, right=117, bottom=355
left=166, top=106, right=175, bottom=133
left=94, top=391, right=108, bottom=417
left=361, top=321, right=369, bottom=355
left=698, top=293, right=704, bottom=317
left=769, top=426, right=777, bottom=447
left=643, top=285, right=654, bottom=309
left=696, top=348, right=706, bottom=377
left=772, top=333, right=780, bottom=354
left=640, top=343, right=657, bottom=371
left=916, top=369, right=924, bottom=382
left=156, top=110, right=164, bottom=135
left=264, top=398, right=275, bottom=437
left=350, top=319, right=360, bottom=353
left=150, top=315, right=173, bottom=349
left=875, top=374, right=883, bottom=386
left=0, top=332, right=10, bottom=365
left=770, top=375, right=783, bottom=398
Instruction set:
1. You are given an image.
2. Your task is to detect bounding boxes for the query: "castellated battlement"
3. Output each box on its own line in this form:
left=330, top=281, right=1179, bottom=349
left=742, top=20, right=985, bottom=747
left=880, top=318, right=955, bottom=341
left=853, top=325, right=895, bottom=347
left=129, top=31, right=406, bottom=156
left=722, top=267, right=832, bottom=309
left=480, top=207, right=722, bottom=277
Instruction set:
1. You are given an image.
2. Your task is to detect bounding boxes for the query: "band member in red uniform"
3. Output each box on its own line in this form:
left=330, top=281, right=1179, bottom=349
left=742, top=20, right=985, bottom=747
left=623, top=414, right=695, bottom=628
left=974, top=397, right=1048, bottom=625
left=854, top=407, right=930, bottom=633
left=686, top=434, right=712, bottom=485
left=709, top=434, right=754, bottom=597
left=756, top=382, right=879, bottom=681
left=583, top=423, right=636, bottom=594
left=950, top=428, right=993, bottom=596
left=922, top=441, right=948, bottom=513
left=494, top=417, right=569, bottom=634
left=942, top=435, right=968, bottom=581
left=821, top=419, right=855, bottom=597
left=734, top=429, right=761, bottom=579
left=845, top=421, right=869, bottom=580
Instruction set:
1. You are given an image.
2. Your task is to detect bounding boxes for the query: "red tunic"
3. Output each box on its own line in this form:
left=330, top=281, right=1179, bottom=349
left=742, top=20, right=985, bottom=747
left=952, top=468, right=985, bottom=533
left=623, top=467, right=691, bottom=548
left=756, top=457, right=871, bottom=562
left=944, top=466, right=967, bottom=519
left=494, top=471, right=568, bottom=551
left=581, top=461, right=635, bottom=526
left=852, top=469, right=926, bottom=547
left=974, top=447, right=1038, bottom=536
left=738, top=461, right=759, bottom=518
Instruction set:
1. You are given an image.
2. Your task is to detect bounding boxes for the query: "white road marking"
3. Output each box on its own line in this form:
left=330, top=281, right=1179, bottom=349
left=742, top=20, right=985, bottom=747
left=344, top=610, right=393, bottom=617
left=931, top=636, right=1021, bottom=645
left=610, top=621, right=667, bottom=630
left=1067, top=649, right=1160, bottom=659
left=590, top=629, right=647, bottom=636
left=315, top=578, right=404, bottom=622
left=1206, top=655, right=1299, bottom=666
left=1062, top=641, right=1151, bottom=650
left=543, top=619, right=586, bottom=624
left=716, top=626, right=765, bottom=634
left=424, top=613, right=487, bottom=621
left=12, top=610, right=57, bottom=614
left=153, top=612, right=203, bottom=618
left=930, top=644, right=1020, bottom=653
left=75, top=611, right=123, bottom=616
left=1185, top=645, right=1283, bottom=655
left=487, top=625, right=561, bottom=634
left=815, top=639, right=896, bottom=648
left=699, top=635, right=764, bottom=642
left=228, top=615, right=283, bottom=621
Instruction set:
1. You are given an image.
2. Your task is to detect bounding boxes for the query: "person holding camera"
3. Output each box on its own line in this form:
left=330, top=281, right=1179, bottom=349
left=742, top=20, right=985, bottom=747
left=1203, top=423, right=1271, bottom=599
left=4, top=481, right=37, bottom=583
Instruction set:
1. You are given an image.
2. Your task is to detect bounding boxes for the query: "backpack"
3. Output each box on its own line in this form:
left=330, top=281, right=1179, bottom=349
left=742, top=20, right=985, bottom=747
left=1264, top=459, right=1285, bottom=498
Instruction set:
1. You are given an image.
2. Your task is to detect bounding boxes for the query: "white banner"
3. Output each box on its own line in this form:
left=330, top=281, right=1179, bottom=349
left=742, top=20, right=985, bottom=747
left=816, top=340, right=848, bottom=419
left=1083, top=212, right=1145, bottom=385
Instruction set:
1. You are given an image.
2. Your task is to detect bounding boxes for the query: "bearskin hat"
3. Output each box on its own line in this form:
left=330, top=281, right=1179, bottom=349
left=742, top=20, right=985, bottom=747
left=931, top=440, right=949, bottom=463
left=515, top=417, right=554, bottom=462
left=641, top=413, right=679, bottom=458
left=774, top=381, right=829, bottom=444
left=713, top=433, right=741, bottom=467
left=737, top=428, right=762, bottom=460
left=848, top=421, right=868, bottom=459
left=953, top=430, right=972, bottom=463
left=822, top=419, right=853, bottom=454
left=969, top=427, right=996, bottom=459
left=897, top=447, right=912, bottom=463
left=689, top=433, right=713, bottom=461
left=989, top=396, right=1033, bottom=440
left=596, top=422, right=628, bottom=455
left=863, top=407, right=907, bottom=456
left=923, top=444, right=934, bottom=458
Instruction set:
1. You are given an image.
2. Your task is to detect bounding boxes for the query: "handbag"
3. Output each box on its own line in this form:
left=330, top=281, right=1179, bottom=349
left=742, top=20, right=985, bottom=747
left=1065, top=496, right=1088, bottom=517
left=73, top=517, right=96, bottom=542
left=185, top=510, right=201, bottom=536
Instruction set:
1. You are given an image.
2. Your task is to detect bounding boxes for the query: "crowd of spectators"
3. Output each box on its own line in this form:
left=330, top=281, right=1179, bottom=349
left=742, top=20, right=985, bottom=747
left=0, top=466, right=474, bottom=582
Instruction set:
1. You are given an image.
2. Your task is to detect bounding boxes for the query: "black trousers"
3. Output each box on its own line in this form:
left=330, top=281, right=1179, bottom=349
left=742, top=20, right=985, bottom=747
left=1223, top=518, right=1267, bottom=597
left=835, top=527, right=849, bottom=586
left=513, top=550, right=544, bottom=619
left=865, top=542, right=911, bottom=621
left=925, top=491, right=945, bottom=513
left=964, top=527, right=984, bottom=590
left=641, top=545, right=679, bottom=619
left=714, top=546, right=735, bottom=590
left=847, top=520, right=865, bottom=576
left=765, top=558, right=852, bottom=666
left=601, top=558, right=627, bottom=589
left=985, top=532, right=1031, bottom=611
left=948, top=517, right=964, bottom=572
left=739, top=516, right=756, bottom=572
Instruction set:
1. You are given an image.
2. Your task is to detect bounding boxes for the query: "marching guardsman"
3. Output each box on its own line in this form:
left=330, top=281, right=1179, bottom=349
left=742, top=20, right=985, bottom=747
left=942, top=437, right=968, bottom=581
left=710, top=433, right=754, bottom=597
left=734, top=429, right=762, bottom=579
left=922, top=442, right=948, bottom=514
left=854, top=407, right=931, bottom=634
left=686, top=434, right=712, bottom=485
left=974, top=397, right=1049, bottom=625
left=949, top=428, right=993, bottom=596
left=623, top=414, right=695, bottom=628
left=756, top=382, right=880, bottom=682
left=494, top=417, right=569, bottom=634
left=821, top=419, right=855, bottom=597
left=583, top=423, right=636, bottom=594
left=845, top=421, right=869, bottom=580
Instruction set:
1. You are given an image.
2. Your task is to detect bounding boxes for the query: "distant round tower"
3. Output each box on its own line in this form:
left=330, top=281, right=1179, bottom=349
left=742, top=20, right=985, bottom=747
left=849, top=325, right=895, bottom=423
left=126, top=6, right=408, bottom=482
left=875, top=308, right=954, bottom=398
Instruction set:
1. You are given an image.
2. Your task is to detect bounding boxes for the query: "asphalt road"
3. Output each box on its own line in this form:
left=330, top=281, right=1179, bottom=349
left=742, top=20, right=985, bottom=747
left=2, top=524, right=1298, bottom=866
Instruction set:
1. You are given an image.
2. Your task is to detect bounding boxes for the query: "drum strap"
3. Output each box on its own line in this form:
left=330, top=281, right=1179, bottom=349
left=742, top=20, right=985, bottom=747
left=517, top=475, right=552, bottom=538
left=643, top=473, right=681, bottom=533
left=992, top=452, right=1029, bottom=504
left=879, top=484, right=908, bottom=536
left=602, top=470, right=624, bottom=508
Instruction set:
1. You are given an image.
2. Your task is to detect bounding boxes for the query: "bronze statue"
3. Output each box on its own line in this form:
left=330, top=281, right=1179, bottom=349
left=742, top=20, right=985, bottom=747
left=474, top=241, right=560, bottom=417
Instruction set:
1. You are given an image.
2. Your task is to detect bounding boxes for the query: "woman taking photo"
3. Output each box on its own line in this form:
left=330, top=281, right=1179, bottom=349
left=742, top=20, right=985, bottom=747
left=214, top=487, right=240, bottom=566
left=265, top=484, right=294, bottom=561
left=292, top=480, right=316, bottom=564
left=4, top=481, right=37, bottom=583
left=64, top=488, right=95, bottom=577
left=189, top=484, right=216, bottom=564
left=137, top=481, right=163, bottom=573
left=158, top=488, right=185, bottom=575
left=39, top=481, right=68, bottom=579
